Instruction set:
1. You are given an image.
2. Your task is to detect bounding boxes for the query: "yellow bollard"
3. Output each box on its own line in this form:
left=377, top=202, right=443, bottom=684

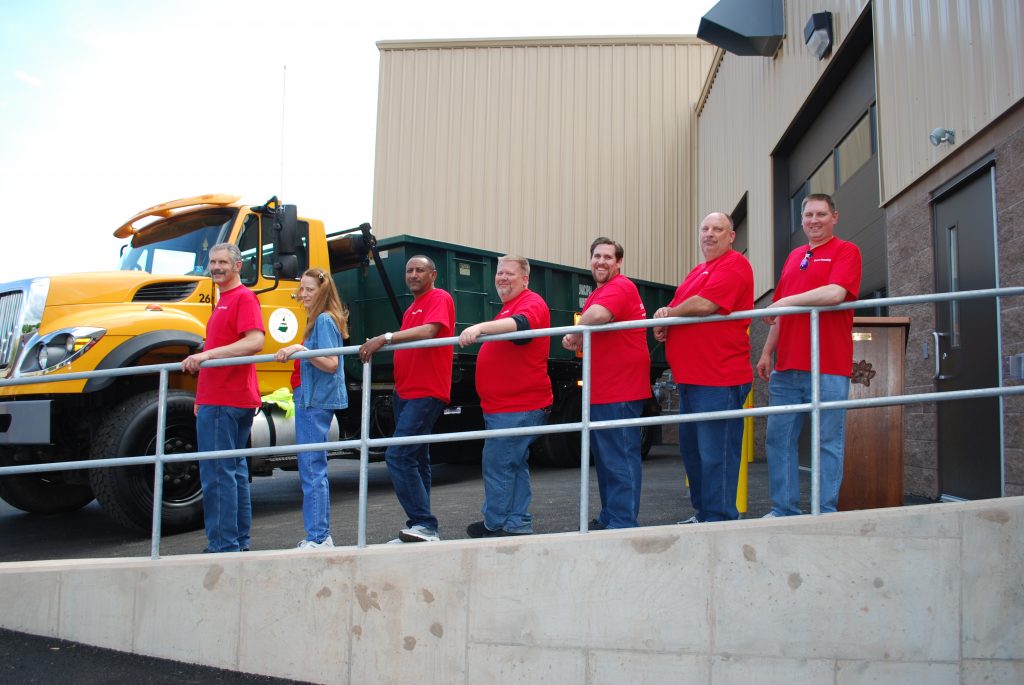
left=736, top=386, right=754, bottom=515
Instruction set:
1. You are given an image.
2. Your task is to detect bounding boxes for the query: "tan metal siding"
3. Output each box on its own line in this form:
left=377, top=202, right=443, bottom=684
left=696, top=0, right=871, bottom=298
left=374, top=38, right=717, bottom=285
left=874, top=0, right=1024, bottom=202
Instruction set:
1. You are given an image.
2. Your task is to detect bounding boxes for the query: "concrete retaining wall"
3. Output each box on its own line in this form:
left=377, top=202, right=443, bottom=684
left=2, top=498, right=1022, bottom=684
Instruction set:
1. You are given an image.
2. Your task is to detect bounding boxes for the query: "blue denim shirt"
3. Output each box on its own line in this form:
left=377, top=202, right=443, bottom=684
left=294, top=313, right=348, bottom=410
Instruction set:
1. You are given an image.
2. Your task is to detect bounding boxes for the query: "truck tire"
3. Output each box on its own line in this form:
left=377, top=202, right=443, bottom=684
left=530, top=390, right=583, bottom=468
left=89, top=390, right=204, bottom=534
left=0, top=455, right=95, bottom=514
left=530, top=390, right=656, bottom=468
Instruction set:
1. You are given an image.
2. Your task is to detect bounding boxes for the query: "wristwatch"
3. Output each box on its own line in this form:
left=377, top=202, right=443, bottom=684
left=384, top=332, right=394, bottom=344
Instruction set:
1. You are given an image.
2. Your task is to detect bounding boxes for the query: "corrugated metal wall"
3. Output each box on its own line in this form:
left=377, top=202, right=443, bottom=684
left=695, top=0, right=871, bottom=298
left=373, top=37, right=717, bottom=285
left=874, top=0, right=1024, bottom=201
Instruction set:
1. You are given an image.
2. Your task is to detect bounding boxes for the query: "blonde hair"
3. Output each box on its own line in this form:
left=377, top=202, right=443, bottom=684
left=498, top=255, right=530, bottom=276
left=301, top=268, right=350, bottom=340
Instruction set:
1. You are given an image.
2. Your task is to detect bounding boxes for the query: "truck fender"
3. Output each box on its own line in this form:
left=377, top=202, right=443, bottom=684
left=83, top=330, right=203, bottom=392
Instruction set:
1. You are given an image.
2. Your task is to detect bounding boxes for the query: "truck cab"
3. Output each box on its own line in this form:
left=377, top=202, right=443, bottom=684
left=0, top=195, right=337, bottom=532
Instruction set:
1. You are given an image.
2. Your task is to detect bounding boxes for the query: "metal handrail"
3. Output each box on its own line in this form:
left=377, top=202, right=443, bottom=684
left=1, top=285, right=1021, bottom=558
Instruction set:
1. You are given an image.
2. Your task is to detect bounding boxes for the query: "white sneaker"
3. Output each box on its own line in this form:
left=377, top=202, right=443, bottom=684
left=398, top=525, right=440, bottom=543
left=386, top=538, right=406, bottom=545
left=297, top=535, right=335, bottom=549
left=677, top=515, right=700, bottom=525
left=761, top=511, right=780, bottom=519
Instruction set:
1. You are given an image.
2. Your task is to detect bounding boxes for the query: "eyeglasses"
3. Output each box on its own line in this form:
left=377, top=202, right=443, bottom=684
left=799, top=249, right=813, bottom=270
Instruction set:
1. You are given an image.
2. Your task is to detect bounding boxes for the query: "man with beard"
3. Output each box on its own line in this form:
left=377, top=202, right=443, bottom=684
left=459, top=255, right=552, bottom=537
left=653, top=212, right=753, bottom=523
left=360, top=255, right=455, bottom=543
left=562, top=238, right=651, bottom=529
left=182, top=243, right=266, bottom=553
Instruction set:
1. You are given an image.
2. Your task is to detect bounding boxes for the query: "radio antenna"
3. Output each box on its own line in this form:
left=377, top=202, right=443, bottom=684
left=280, top=64, right=287, bottom=197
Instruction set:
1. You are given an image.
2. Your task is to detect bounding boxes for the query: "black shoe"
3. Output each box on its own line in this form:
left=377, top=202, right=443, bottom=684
left=466, top=521, right=503, bottom=538
left=588, top=518, right=606, bottom=530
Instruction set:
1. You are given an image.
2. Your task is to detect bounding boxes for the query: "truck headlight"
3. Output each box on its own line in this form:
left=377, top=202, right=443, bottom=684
left=21, top=328, right=106, bottom=375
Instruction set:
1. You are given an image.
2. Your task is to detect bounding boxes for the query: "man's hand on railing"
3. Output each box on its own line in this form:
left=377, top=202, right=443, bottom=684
left=359, top=335, right=387, bottom=363
left=651, top=306, right=671, bottom=342
left=181, top=351, right=210, bottom=375
left=459, top=324, right=484, bottom=347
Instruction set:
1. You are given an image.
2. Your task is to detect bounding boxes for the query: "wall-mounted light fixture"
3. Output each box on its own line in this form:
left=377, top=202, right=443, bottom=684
left=929, top=128, right=956, bottom=146
left=804, top=11, right=833, bottom=60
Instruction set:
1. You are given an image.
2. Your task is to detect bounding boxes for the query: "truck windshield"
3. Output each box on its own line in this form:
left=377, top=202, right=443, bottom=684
left=118, top=209, right=235, bottom=275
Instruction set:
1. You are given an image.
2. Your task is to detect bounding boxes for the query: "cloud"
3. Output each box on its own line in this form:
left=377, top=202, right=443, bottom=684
left=13, top=69, right=44, bottom=88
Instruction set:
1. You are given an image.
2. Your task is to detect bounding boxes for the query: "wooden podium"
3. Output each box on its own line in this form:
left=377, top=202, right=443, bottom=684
left=838, top=317, right=910, bottom=510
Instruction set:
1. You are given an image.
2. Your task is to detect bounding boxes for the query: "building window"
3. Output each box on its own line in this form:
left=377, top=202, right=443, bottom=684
left=809, top=153, right=836, bottom=196
left=730, top=193, right=749, bottom=256
left=788, top=105, right=877, bottom=236
left=837, top=110, right=873, bottom=186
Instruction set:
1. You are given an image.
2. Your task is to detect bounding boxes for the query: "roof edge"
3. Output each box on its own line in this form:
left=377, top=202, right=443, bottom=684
left=377, top=35, right=708, bottom=51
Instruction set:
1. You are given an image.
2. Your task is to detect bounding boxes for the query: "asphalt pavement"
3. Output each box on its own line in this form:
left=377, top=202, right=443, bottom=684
left=0, top=627, right=312, bottom=685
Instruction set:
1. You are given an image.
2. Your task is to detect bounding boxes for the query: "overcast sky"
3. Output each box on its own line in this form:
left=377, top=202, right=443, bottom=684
left=0, top=0, right=716, bottom=282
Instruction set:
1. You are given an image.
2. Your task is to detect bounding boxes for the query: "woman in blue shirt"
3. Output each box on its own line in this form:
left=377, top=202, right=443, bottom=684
left=275, top=268, right=349, bottom=549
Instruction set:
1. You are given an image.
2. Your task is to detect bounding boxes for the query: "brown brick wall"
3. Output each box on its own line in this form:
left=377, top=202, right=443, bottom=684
left=884, top=102, right=1024, bottom=498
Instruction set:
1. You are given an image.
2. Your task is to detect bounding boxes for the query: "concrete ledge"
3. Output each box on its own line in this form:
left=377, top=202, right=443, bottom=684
left=2, top=498, right=1022, bottom=684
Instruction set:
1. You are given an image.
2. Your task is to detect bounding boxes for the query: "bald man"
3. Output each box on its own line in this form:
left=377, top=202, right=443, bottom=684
left=653, top=212, right=753, bottom=523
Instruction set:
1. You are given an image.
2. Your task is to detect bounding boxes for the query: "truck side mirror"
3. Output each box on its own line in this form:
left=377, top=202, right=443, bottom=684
left=272, top=204, right=300, bottom=279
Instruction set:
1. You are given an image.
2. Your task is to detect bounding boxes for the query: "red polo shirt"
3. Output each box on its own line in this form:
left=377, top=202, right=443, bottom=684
left=774, top=236, right=862, bottom=376
left=583, top=274, right=651, bottom=405
left=665, top=249, right=753, bottom=386
left=475, top=289, right=553, bottom=414
left=394, top=287, right=455, bottom=403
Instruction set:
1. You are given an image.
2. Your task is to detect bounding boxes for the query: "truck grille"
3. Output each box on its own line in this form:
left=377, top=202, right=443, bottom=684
left=0, top=290, right=24, bottom=372
left=133, top=281, right=199, bottom=302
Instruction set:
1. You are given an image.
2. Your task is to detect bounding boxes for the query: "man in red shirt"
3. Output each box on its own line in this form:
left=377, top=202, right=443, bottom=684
left=459, top=255, right=552, bottom=537
left=182, top=243, right=266, bottom=553
left=359, top=255, right=455, bottom=543
left=653, top=212, right=753, bottom=523
left=562, top=238, right=651, bottom=529
left=756, top=194, right=862, bottom=516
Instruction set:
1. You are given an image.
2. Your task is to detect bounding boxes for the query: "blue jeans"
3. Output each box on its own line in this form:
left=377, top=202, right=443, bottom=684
left=385, top=394, right=445, bottom=531
left=296, top=406, right=334, bottom=543
left=678, top=383, right=751, bottom=522
left=766, top=370, right=850, bottom=515
left=481, top=409, right=546, bottom=533
left=590, top=400, right=644, bottom=529
left=196, top=405, right=255, bottom=552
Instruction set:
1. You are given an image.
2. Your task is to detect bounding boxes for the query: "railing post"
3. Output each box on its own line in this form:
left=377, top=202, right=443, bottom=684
left=810, top=309, right=821, bottom=516
left=357, top=360, right=373, bottom=549
left=149, top=368, right=169, bottom=559
left=580, top=329, right=592, bottom=532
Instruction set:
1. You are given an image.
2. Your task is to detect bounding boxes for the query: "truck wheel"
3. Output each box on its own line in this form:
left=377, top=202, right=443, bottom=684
left=530, top=390, right=583, bottom=468
left=0, top=456, right=94, bottom=514
left=530, top=391, right=656, bottom=468
left=89, top=390, right=204, bottom=534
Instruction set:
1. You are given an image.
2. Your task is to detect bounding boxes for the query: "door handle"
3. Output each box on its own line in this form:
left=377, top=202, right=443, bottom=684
left=932, top=331, right=951, bottom=380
